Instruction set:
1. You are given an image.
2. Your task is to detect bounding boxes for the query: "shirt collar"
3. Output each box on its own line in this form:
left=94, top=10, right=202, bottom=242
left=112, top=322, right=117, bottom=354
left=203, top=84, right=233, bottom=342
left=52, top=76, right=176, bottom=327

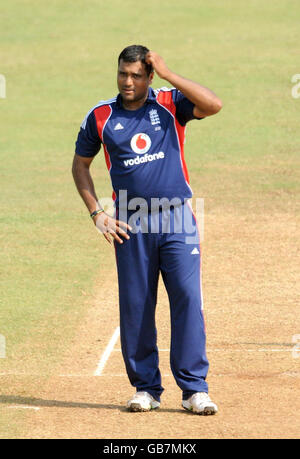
left=116, top=87, right=157, bottom=108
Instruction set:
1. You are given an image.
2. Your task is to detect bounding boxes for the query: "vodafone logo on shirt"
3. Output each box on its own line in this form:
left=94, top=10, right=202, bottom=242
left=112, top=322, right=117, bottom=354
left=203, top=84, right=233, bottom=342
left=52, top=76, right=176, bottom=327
left=130, top=133, right=151, bottom=154
left=124, top=132, right=164, bottom=167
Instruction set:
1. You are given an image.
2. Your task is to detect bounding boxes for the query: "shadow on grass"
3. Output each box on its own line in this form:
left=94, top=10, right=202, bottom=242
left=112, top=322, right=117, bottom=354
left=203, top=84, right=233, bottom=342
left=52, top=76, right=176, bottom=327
left=0, top=395, right=184, bottom=413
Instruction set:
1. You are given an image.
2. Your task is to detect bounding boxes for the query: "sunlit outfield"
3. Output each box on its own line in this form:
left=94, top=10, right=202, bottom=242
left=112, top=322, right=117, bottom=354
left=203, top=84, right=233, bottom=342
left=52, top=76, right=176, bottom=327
left=0, top=0, right=299, bottom=434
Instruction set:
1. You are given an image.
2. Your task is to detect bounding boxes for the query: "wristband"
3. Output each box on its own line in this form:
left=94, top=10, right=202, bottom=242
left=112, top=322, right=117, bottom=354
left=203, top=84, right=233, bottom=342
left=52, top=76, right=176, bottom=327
left=90, top=209, right=104, bottom=219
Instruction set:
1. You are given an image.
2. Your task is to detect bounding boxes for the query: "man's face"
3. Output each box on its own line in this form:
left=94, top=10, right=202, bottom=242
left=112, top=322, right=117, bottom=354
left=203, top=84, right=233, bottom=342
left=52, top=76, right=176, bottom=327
left=117, top=59, right=153, bottom=107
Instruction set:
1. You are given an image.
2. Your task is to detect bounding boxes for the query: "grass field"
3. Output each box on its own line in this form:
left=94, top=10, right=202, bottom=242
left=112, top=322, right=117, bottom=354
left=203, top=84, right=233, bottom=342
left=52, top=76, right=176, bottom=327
left=0, top=0, right=299, bottom=439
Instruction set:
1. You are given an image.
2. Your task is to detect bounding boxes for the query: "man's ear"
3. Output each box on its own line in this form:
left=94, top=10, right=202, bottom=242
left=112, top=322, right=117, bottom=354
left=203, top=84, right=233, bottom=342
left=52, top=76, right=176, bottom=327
left=149, top=71, right=154, bottom=85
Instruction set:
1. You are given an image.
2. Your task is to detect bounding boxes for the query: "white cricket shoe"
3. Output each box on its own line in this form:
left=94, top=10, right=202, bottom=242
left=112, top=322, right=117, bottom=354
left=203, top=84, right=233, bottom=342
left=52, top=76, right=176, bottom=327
left=127, top=391, right=160, bottom=412
left=182, top=392, right=218, bottom=415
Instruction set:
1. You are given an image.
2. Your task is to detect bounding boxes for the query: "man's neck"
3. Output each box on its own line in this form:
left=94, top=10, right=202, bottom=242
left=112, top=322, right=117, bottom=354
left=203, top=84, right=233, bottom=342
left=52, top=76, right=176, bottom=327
left=121, top=92, right=149, bottom=111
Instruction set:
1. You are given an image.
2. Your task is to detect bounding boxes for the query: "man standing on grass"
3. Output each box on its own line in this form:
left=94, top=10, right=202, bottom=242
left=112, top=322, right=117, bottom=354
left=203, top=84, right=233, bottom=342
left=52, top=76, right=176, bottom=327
left=72, top=45, right=222, bottom=414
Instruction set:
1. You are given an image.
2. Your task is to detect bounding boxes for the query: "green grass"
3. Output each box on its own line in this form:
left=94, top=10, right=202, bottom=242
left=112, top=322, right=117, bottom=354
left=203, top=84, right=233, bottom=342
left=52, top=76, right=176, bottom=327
left=0, top=0, right=299, bottom=437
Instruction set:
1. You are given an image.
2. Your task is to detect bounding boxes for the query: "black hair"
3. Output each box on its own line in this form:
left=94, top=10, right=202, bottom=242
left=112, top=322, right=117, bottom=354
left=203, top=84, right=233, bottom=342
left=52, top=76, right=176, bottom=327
left=118, top=45, right=153, bottom=76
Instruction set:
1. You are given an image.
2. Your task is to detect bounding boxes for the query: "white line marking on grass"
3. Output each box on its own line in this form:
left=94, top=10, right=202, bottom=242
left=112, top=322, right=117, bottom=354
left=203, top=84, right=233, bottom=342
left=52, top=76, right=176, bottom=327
left=94, top=326, right=120, bottom=376
left=8, top=406, right=40, bottom=411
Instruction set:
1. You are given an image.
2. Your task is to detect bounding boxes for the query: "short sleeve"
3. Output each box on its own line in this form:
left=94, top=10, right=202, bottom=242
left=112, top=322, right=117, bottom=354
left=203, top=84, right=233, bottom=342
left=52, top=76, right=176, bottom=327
left=172, top=89, right=204, bottom=126
left=75, top=110, right=101, bottom=157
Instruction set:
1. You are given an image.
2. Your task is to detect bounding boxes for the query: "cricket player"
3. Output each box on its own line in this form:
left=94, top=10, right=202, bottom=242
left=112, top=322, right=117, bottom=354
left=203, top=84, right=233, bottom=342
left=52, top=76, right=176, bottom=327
left=72, top=45, right=222, bottom=414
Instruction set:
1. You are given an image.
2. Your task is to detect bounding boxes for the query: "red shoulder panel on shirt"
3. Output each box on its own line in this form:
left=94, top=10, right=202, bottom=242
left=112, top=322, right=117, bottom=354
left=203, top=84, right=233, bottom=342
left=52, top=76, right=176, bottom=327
left=156, top=89, right=176, bottom=116
left=94, top=104, right=112, bottom=142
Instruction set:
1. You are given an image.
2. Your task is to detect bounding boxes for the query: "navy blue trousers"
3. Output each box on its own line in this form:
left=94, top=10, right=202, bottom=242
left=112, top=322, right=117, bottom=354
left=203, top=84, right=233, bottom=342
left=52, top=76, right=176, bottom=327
left=115, top=202, right=209, bottom=402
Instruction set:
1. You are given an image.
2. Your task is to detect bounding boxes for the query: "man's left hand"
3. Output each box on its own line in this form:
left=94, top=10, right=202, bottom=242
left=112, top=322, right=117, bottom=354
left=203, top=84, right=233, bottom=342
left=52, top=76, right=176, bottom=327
left=145, top=51, right=171, bottom=80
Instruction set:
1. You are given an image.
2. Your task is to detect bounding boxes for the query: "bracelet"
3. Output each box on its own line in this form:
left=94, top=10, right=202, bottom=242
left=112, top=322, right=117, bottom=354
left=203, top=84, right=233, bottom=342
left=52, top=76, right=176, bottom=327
left=90, top=209, right=104, bottom=219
